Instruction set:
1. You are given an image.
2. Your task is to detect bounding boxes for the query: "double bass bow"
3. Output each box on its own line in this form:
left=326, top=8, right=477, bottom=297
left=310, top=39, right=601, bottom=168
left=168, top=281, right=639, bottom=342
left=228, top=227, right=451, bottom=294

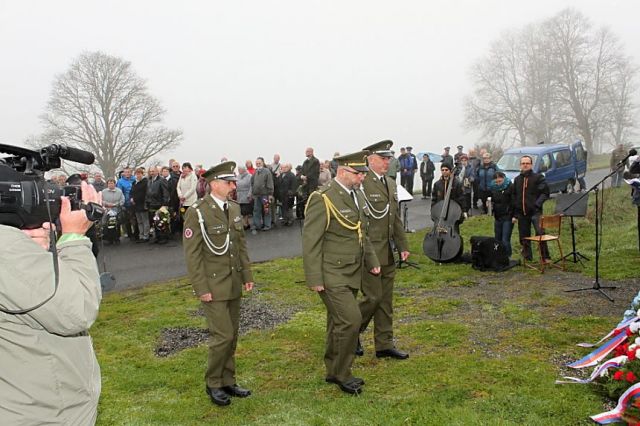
left=423, top=174, right=463, bottom=262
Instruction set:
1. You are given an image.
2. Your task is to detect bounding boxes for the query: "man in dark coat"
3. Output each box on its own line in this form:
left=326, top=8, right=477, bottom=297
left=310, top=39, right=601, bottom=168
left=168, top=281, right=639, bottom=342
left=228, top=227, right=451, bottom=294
left=301, top=147, right=320, bottom=195
left=440, top=146, right=454, bottom=170
left=420, top=153, right=435, bottom=198
left=147, top=167, right=170, bottom=242
left=511, top=155, right=550, bottom=261
left=432, top=163, right=465, bottom=211
left=130, top=168, right=149, bottom=242
left=453, top=145, right=467, bottom=168
left=276, top=163, right=298, bottom=226
left=475, top=153, right=499, bottom=214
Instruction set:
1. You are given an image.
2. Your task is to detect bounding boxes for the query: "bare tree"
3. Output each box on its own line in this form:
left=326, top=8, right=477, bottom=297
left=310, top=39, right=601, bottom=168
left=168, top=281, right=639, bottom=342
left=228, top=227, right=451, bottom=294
left=544, top=9, right=620, bottom=153
left=601, top=57, right=638, bottom=149
left=465, top=8, right=637, bottom=153
left=42, top=51, right=182, bottom=178
left=464, top=30, right=533, bottom=147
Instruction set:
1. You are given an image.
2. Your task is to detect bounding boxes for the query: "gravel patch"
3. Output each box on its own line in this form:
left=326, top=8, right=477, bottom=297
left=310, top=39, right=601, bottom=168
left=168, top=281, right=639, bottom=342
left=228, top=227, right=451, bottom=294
left=155, top=295, right=297, bottom=357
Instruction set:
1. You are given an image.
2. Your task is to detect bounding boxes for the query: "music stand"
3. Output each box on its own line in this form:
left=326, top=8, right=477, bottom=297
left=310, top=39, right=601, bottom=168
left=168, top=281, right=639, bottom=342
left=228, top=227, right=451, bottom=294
left=392, top=241, right=419, bottom=269
left=564, top=166, right=622, bottom=302
left=554, top=193, right=589, bottom=265
left=396, top=184, right=414, bottom=233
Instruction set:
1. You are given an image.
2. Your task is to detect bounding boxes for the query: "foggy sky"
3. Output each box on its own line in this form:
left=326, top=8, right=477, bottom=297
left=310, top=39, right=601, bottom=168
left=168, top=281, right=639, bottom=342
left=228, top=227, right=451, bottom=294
left=1, top=0, right=639, bottom=171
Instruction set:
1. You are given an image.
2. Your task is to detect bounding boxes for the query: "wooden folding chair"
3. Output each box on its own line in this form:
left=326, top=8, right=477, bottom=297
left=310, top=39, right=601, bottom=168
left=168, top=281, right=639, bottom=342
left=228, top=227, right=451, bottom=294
left=523, top=214, right=565, bottom=273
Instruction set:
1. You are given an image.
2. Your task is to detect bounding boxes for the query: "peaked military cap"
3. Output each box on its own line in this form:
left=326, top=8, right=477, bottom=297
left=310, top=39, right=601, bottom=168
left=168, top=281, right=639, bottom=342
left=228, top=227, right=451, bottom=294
left=363, top=140, right=395, bottom=158
left=203, top=161, right=237, bottom=183
left=335, top=150, right=370, bottom=172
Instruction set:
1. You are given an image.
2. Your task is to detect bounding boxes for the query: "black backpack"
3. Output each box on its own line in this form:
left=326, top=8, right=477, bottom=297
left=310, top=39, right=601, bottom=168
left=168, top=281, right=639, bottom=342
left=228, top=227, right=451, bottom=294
left=470, top=236, right=510, bottom=272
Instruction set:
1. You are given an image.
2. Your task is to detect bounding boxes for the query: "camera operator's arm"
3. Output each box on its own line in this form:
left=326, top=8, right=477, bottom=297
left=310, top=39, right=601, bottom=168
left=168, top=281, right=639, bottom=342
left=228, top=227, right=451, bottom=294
left=0, top=183, right=102, bottom=335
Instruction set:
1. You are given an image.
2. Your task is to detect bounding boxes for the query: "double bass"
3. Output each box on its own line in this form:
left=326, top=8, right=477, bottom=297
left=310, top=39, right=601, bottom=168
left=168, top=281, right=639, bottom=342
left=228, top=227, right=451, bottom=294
left=423, top=175, right=463, bottom=262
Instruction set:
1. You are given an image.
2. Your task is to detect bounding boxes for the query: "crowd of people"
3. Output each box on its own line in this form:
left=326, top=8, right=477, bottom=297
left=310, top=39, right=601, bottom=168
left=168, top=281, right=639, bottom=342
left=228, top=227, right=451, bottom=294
left=45, top=142, right=634, bottom=263
left=46, top=147, right=337, bottom=245
left=44, top=144, right=514, bottom=251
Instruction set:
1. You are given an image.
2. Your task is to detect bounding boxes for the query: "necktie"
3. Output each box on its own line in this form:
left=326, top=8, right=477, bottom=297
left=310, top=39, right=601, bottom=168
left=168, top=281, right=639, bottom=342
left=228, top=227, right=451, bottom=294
left=223, top=202, right=228, bottom=218
left=349, top=190, right=360, bottom=208
left=381, top=176, right=387, bottom=187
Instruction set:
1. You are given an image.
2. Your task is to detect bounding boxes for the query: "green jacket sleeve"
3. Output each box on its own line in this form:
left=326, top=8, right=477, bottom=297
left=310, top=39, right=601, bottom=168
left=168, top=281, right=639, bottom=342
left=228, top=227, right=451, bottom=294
left=363, top=233, right=380, bottom=271
left=233, top=203, right=254, bottom=283
left=182, top=206, right=209, bottom=296
left=302, top=191, right=327, bottom=287
left=392, top=207, right=409, bottom=253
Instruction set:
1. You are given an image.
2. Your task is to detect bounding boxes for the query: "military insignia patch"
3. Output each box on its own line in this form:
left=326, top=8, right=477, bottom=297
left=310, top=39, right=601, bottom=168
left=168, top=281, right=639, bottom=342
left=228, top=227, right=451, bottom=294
left=184, top=228, right=194, bottom=239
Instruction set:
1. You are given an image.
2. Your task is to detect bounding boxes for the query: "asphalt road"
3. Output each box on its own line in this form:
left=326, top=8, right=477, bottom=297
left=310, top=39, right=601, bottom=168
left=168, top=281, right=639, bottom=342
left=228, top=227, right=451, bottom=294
left=99, top=168, right=611, bottom=291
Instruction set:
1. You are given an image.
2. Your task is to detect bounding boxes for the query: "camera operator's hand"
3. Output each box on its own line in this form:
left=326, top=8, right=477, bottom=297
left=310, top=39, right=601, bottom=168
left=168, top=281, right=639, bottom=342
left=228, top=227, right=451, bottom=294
left=60, top=182, right=100, bottom=235
left=22, top=222, right=55, bottom=250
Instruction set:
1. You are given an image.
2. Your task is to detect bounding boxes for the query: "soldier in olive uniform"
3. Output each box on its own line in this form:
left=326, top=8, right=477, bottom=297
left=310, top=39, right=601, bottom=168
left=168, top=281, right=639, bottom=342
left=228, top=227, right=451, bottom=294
left=303, top=151, right=381, bottom=395
left=357, top=140, right=411, bottom=360
left=183, top=161, right=254, bottom=407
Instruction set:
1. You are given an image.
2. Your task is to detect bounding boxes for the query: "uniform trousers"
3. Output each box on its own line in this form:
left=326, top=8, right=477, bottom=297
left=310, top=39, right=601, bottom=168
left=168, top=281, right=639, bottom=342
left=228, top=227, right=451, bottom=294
left=359, top=263, right=396, bottom=351
left=201, top=298, right=240, bottom=388
left=319, top=286, right=361, bottom=382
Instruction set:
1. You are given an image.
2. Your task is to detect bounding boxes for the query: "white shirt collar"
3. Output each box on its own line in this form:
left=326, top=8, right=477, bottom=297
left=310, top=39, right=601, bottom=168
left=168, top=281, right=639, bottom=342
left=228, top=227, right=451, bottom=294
left=209, top=193, right=227, bottom=210
left=334, top=178, right=352, bottom=194
left=372, top=170, right=384, bottom=181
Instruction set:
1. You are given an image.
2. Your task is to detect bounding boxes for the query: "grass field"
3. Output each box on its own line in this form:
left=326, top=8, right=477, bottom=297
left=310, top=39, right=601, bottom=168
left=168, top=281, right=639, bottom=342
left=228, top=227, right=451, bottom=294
left=93, top=186, right=640, bottom=425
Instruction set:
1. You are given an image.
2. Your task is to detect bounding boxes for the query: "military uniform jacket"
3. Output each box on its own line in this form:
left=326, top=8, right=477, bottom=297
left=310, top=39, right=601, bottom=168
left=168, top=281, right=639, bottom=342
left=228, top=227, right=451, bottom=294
left=183, top=195, right=253, bottom=301
left=360, top=173, right=408, bottom=266
left=303, top=180, right=380, bottom=290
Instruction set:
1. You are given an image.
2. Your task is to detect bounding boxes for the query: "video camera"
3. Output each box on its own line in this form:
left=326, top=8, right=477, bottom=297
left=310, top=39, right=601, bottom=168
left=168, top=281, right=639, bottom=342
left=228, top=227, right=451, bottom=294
left=0, top=143, right=104, bottom=229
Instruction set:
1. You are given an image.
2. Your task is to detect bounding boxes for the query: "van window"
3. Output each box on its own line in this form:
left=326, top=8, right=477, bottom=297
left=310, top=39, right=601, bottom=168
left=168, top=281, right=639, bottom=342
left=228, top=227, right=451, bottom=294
left=575, top=145, right=586, bottom=161
left=498, top=154, right=538, bottom=172
left=539, top=154, right=552, bottom=172
left=553, top=150, right=571, bottom=167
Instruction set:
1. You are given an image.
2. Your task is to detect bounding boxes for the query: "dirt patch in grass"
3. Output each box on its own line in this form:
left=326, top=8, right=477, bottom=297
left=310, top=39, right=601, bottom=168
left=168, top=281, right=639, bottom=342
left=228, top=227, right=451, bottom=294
left=155, top=294, right=299, bottom=357
left=397, top=269, right=639, bottom=359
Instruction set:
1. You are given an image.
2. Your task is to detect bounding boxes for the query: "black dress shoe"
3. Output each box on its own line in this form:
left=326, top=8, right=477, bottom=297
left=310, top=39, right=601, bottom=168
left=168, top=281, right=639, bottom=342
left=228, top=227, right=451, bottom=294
left=325, top=376, right=365, bottom=386
left=355, top=338, right=364, bottom=356
left=206, top=386, right=231, bottom=406
left=375, top=348, right=409, bottom=360
left=337, top=378, right=363, bottom=395
left=222, top=384, right=252, bottom=398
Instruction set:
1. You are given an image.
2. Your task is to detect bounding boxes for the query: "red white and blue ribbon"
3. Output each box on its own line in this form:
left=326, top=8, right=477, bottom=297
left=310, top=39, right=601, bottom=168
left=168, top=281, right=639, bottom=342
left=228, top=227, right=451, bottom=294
left=591, top=382, right=640, bottom=424
left=577, top=316, right=639, bottom=348
left=555, top=356, right=627, bottom=384
left=568, top=334, right=628, bottom=369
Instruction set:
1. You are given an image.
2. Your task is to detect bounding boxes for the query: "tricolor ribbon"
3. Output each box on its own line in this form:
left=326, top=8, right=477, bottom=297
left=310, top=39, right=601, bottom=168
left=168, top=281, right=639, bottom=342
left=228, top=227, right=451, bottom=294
left=555, top=356, right=627, bottom=384
left=568, top=334, right=628, bottom=369
left=591, top=382, right=640, bottom=424
left=577, top=317, right=639, bottom=348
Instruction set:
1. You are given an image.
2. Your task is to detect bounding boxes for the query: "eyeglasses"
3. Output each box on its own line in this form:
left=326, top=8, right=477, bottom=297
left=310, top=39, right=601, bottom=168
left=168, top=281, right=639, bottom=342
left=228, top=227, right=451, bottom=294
left=344, top=169, right=367, bottom=175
